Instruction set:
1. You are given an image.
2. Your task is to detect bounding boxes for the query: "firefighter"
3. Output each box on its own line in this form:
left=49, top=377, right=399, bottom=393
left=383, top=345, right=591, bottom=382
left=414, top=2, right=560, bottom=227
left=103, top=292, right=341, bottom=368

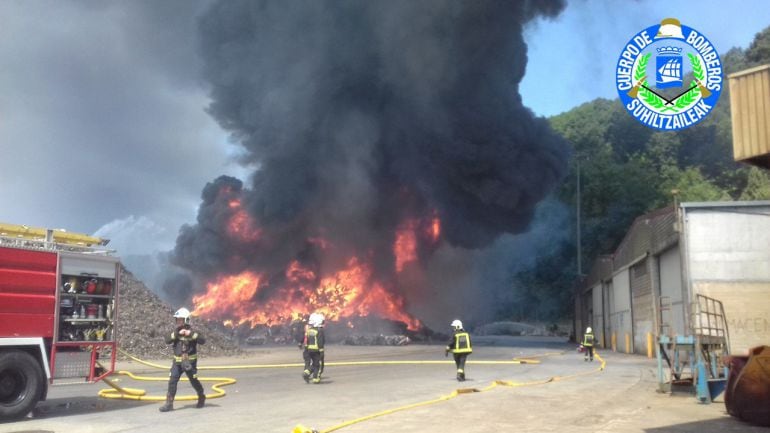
left=582, top=326, right=595, bottom=362
left=445, top=319, right=472, bottom=381
left=159, top=307, right=206, bottom=412
left=303, top=313, right=325, bottom=384
left=318, top=316, right=325, bottom=379
left=292, top=314, right=312, bottom=378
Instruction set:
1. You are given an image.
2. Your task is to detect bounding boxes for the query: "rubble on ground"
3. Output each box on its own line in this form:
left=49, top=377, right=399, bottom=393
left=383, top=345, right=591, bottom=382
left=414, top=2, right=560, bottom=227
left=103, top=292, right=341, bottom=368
left=116, top=266, right=243, bottom=360
left=474, top=321, right=570, bottom=337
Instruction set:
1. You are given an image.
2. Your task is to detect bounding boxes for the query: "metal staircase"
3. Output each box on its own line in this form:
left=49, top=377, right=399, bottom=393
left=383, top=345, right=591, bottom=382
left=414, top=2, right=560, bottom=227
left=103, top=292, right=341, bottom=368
left=656, top=294, right=730, bottom=403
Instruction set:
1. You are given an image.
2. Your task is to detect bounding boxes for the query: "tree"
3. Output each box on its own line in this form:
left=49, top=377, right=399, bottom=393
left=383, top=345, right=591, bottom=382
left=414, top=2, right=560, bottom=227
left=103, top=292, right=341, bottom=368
left=740, top=167, right=770, bottom=200
left=659, top=166, right=731, bottom=202
left=746, top=27, right=770, bottom=66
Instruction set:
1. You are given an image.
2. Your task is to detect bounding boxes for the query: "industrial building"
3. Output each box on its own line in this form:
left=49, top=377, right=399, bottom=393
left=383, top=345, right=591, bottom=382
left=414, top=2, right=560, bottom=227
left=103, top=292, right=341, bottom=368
left=576, top=200, right=770, bottom=357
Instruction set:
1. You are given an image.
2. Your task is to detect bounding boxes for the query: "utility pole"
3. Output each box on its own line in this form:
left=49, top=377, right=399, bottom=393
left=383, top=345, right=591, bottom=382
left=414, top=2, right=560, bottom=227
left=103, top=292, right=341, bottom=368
left=576, top=158, right=582, bottom=277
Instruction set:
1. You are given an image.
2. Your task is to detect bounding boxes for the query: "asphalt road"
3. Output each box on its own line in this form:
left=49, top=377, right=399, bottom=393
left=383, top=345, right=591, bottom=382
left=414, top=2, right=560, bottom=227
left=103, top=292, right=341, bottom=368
left=0, top=336, right=764, bottom=433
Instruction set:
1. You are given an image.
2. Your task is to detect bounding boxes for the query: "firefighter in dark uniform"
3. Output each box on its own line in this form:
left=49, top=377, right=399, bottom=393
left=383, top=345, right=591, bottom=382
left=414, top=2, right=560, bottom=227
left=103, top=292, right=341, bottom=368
left=303, top=313, right=325, bottom=384
left=291, top=314, right=311, bottom=375
left=582, top=326, right=595, bottom=362
left=445, top=319, right=472, bottom=381
left=159, top=307, right=206, bottom=412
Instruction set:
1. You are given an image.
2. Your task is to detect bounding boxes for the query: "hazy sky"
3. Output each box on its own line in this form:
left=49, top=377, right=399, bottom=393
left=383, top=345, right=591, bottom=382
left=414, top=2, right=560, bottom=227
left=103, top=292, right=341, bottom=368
left=1, top=0, right=768, bottom=257
left=522, top=0, right=770, bottom=116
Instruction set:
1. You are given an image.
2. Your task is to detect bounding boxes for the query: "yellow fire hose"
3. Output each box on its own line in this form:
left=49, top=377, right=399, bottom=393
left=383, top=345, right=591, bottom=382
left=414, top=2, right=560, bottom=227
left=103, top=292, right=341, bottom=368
left=97, top=348, right=604, bottom=433
left=97, top=350, right=237, bottom=402
left=97, top=349, right=549, bottom=402
left=294, top=351, right=606, bottom=433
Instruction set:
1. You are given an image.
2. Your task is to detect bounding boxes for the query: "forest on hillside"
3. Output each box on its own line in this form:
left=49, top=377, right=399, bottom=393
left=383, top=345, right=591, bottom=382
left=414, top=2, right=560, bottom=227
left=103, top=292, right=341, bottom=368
left=503, top=26, right=770, bottom=323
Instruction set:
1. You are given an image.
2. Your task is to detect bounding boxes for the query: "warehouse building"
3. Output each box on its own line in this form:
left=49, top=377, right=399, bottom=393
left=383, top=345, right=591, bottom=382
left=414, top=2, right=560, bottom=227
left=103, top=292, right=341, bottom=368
left=576, top=200, right=770, bottom=356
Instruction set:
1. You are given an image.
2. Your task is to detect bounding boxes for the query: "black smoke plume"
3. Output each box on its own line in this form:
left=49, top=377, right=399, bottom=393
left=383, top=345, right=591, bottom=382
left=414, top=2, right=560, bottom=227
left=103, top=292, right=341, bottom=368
left=170, top=0, right=570, bottom=329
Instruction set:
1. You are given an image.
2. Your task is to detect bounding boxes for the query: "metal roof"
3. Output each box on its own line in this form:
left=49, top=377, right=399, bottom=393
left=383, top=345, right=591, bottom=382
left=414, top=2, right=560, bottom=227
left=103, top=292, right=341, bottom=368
left=680, top=200, right=770, bottom=209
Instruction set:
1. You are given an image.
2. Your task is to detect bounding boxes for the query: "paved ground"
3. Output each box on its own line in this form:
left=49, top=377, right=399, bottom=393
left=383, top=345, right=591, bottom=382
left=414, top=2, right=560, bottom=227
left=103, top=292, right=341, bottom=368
left=0, top=336, right=764, bottom=433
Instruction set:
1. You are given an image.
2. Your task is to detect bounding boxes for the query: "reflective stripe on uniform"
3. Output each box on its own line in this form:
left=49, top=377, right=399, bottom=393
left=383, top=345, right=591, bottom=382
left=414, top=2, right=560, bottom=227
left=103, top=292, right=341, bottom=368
left=307, top=328, right=319, bottom=350
left=452, top=332, right=472, bottom=354
left=174, top=354, right=198, bottom=362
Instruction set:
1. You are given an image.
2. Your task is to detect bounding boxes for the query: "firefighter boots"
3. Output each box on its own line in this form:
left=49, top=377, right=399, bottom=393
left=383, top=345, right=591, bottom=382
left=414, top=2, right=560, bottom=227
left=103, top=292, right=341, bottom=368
left=159, top=395, right=174, bottom=412
left=456, top=370, right=465, bottom=382
left=303, top=370, right=311, bottom=383
left=312, top=377, right=321, bottom=384
left=196, top=393, right=206, bottom=408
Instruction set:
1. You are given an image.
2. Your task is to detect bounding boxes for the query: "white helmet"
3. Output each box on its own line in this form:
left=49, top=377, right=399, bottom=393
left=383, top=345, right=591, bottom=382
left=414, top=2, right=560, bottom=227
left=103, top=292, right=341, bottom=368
left=451, top=319, right=462, bottom=329
left=586, top=327, right=592, bottom=334
left=309, top=313, right=325, bottom=327
left=174, top=307, right=192, bottom=324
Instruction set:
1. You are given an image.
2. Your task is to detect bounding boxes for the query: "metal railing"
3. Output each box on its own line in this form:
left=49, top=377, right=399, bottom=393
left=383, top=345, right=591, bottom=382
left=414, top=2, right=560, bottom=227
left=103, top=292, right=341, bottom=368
left=0, top=235, right=115, bottom=255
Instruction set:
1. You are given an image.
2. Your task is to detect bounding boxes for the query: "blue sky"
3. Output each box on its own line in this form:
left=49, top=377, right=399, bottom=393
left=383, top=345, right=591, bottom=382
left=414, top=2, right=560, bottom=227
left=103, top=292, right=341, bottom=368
left=521, top=0, right=770, bottom=117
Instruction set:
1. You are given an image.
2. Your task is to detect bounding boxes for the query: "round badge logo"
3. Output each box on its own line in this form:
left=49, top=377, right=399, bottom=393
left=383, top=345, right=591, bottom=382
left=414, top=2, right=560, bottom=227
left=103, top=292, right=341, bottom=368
left=616, top=18, right=722, bottom=131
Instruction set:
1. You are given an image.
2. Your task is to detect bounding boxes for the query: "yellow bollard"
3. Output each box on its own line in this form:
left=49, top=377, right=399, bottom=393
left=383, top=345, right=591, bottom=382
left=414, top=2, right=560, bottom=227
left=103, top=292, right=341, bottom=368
left=625, top=333, right=631, bottom=354
left=611, top=333, right=617, bottom=352
left=647, top=332, right=653, bottom=358
left=600, top=332, right=604, bottom=348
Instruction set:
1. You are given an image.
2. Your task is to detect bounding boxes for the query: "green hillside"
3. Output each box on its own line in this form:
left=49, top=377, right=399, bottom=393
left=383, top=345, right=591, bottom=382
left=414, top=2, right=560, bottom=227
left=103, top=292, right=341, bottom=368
left=505, top=26, right=770, bottom=323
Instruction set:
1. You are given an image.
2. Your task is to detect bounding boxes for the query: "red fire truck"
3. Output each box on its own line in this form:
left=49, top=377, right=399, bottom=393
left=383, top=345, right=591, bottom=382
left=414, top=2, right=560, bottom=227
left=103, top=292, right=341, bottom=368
left=0, top=223, right=120, bottom=420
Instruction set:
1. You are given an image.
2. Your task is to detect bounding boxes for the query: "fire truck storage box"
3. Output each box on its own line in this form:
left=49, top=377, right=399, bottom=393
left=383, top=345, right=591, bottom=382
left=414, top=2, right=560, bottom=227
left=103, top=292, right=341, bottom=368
left=0, top=247, right=57, bottom=338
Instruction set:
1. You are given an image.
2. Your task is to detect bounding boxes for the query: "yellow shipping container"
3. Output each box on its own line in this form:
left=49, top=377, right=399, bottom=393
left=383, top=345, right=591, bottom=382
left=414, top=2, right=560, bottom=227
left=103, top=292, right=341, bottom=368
left=728, top=64, right=770, bottom=169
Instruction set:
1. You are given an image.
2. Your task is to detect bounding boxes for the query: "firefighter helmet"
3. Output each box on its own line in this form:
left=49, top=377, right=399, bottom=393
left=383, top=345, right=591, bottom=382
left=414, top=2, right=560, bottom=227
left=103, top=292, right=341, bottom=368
left=451, top=319, right=463, bottom=330
left=586, top=327, right=592, bottom=334
left=309, top=313, right=324, bottom=327
left=174, top=307, right=192, bottom=324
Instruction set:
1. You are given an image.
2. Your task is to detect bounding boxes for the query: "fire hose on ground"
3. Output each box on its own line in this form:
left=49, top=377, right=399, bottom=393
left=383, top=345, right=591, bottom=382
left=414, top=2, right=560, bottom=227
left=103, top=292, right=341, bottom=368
left=294, top=351, right=606, bottom=433
left=96, top=350, right=546, bottom=402
left=97, top=349, right=237, bottom=402
left=96, top=348, right=604, bottom=433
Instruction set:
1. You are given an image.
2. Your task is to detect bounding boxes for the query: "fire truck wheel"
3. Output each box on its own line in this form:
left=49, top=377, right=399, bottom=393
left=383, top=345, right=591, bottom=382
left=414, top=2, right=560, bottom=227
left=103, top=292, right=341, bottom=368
left=0, top=350, right=44, bottom=420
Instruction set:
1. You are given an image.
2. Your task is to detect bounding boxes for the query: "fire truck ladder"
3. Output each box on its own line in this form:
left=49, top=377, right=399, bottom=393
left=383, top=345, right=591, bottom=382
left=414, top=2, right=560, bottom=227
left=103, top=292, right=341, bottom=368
left=0, top=222, right=111, bottom=254
left=656, top=294, right=730, bottom=403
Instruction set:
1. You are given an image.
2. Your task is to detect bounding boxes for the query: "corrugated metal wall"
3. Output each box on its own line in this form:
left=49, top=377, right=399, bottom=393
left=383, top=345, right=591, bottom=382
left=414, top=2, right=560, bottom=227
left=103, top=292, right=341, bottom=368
left=592, top=283, right=604, bottom=347
left=729, top=64, right=770, bottom=168
left=579, top=207, right=677, bottom=354
left=631, top=260, right=652, bottom=354
left=658, top=247, right=685, bottom=336
left=611, top=269, right=632, bottom=353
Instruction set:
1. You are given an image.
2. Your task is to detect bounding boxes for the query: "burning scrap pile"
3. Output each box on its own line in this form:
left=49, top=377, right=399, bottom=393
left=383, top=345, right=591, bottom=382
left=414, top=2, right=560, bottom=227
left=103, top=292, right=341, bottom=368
left=117, top=266, right=242, bottom=360
left=163, top=0, right=569, bottom=336
left=204, top=315, right=418, bottom=347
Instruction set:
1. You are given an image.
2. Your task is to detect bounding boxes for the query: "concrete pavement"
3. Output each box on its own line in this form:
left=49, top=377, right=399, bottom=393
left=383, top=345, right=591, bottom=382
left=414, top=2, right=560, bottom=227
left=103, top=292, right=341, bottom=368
left=0, top=337, right=762, bottom=433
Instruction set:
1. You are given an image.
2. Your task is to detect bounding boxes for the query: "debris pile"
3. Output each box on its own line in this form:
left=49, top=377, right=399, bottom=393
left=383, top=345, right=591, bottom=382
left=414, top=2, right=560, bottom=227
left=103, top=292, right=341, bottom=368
left=116, top=267, right=242, bottom=360
left=474, top=321, right=570, bottom=337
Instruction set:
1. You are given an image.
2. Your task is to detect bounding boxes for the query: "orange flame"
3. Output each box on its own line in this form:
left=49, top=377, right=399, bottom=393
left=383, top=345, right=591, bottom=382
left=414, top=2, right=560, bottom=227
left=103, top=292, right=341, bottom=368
left=192, top=256, right=421, bottom=330
left=394, top=221, right=418, bottom=273
left=226, top=199, right=261, bottom=242
left=429, top=215, right=441, bottom=242
left=193, top=271, right=263, bottom=325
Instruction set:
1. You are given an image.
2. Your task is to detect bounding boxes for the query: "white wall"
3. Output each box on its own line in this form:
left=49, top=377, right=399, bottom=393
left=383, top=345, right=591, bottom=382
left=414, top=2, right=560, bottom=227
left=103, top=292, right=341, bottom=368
left=659, top=247, right=685, bottom=335
left=684, top=204, right=770, bottom=353
left=592, top=283, right=604, bottom=346
left=686, top=207, right=770, bottom=281
left=610, top=269, right=632, bottom=352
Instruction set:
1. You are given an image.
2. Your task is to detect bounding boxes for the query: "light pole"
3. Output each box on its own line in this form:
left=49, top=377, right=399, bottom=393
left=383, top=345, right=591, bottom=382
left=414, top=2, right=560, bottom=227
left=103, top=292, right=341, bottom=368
left=576, top=157, right=582, bottom=277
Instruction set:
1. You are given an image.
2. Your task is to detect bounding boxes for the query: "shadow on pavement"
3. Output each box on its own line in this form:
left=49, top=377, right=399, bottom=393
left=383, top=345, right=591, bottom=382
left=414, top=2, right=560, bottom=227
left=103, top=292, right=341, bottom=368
left=644, top=416, right=769, bottom=433
left=21, top=396, right=151, bottom=421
